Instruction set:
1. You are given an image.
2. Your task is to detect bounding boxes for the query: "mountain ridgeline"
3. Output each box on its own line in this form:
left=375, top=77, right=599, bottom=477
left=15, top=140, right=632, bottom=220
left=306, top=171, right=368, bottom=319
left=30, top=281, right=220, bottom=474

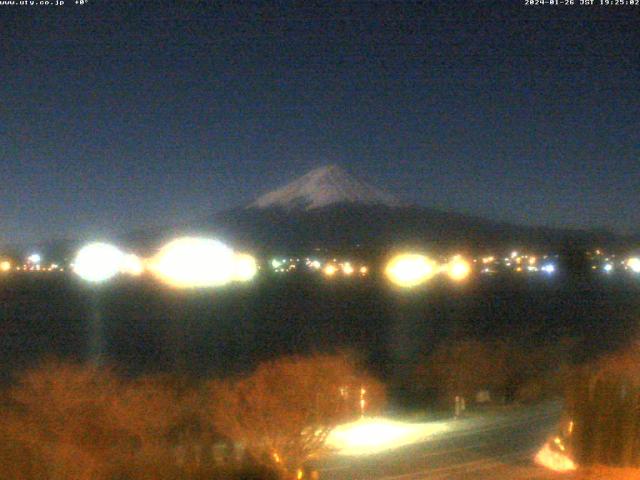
left=13, top=165, right=628, bottom=262
left=11, top=164, right=621, bottom=263
left=184, top=165, right=623, bottom=257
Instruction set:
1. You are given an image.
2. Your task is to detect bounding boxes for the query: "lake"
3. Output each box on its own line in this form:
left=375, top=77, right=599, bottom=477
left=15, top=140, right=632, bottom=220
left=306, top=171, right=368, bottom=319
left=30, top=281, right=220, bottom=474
left=1, top=271, right=639, bottom=396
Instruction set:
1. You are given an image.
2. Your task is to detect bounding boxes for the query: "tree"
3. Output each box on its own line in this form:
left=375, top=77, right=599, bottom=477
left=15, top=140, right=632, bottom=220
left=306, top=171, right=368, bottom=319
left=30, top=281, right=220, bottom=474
left=4, top=360, right=128, bottom=480
left=565, top=346, right=640, bottom=468
left=207, top=353, right=385, bottom=478
left=2, top=360, right=185, bottom=480
left=415, top=338, right=578, bottom=406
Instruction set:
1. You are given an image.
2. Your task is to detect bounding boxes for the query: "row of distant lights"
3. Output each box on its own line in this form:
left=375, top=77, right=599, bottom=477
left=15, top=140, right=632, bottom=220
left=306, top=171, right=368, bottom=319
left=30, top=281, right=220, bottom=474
left=269, top=253, right=470, bottom=288
left=271, top=258, right=369, bottom=277
left=0, top=254, right=63, bottom=273
left=72, top=237, right=257, bottom=288
left=70, top=245, right=539, bottom=290
left=601, top=257, right=640, bottom=274
left=73, top=243, right=467, bottom=290
left=478, top=252, right=557, bottom=275
left=35, top=241, right=640, bottom=290
left=323, top=262, right=368, bottom=277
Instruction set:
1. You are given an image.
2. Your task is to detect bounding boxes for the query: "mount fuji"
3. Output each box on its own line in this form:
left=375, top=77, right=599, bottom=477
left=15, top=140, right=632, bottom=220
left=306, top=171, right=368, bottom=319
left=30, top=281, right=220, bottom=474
left=249, top=165, right=403, bottom=210
left=124, top=165, right=624, bottom=256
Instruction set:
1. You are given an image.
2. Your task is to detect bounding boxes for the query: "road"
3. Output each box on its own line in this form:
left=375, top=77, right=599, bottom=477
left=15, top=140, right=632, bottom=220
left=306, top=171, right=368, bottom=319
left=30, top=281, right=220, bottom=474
left=316, top=401, right=563, bottom=480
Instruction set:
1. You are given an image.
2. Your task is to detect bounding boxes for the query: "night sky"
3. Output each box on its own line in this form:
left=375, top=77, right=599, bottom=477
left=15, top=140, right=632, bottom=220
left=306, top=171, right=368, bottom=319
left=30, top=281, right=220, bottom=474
left=2, top=1, right=638, bottom=245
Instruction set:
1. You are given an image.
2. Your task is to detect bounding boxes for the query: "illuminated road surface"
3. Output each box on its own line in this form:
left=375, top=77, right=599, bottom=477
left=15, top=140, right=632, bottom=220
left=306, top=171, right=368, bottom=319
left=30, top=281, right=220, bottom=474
left=317, top=401, right=562, bottom=480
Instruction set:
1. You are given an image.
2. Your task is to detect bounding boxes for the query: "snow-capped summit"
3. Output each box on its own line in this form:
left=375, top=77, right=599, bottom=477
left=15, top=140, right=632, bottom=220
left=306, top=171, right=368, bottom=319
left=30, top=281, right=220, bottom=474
left=249, top=164, right=402, bottom=210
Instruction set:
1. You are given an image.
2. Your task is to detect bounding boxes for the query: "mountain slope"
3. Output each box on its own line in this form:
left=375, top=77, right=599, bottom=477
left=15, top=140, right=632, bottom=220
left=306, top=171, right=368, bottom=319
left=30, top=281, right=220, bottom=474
left=122, top=165, right=629, bottom=256
left=249, top=164, right=402, bottom=210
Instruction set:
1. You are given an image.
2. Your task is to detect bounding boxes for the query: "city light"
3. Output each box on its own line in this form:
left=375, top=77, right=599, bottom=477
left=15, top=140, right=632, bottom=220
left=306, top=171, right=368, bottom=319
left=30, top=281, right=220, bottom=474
left=0, top=260, right=11, bottom=272
left=603, top=263, right=613, bottom=273
left=627, top=257, right=640, bottom=273
left=27, top=253, right=41, bottom=264
left=233, top=253, right=258, bottom=282
left=359, top=266, right=368, bottom=275
left=342, top=262, right=354, bottom=275
left=385, top=253, right=437, bottom=288
left=541, top=263, right=556, bottom=274
left=323, top=264, right=337, bottom=276
left=149, top=237, right=236, bottom=288
left=445, top=255, right=471, bottom=282
left=73, top=242, right=125, bottom=283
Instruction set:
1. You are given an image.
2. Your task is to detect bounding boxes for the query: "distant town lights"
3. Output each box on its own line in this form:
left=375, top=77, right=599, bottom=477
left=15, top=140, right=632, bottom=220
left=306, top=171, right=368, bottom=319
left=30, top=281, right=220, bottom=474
left=541, top=263, right=556, bottom=274
left=342, top=262, right=354, bottom=275
left=323, top=264, right=338, bottom=276
left=27, top=253, right=42, bottom=264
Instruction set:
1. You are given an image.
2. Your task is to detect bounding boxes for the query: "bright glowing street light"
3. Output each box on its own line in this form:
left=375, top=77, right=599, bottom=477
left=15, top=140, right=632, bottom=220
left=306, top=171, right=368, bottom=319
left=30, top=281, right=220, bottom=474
left=342, top=262, right=354, bottom=275
left=323, top=264, right=338, bottom=276
left=627, top=257, right=640, bottom=273
left=233, top=253, right=258, bottom=282
left=446, top=255, right=471, bottom=282
left=72, top=242, right=127, bottom=365
left=309, top=259, right=321, bottom=270
left=385, top=253, right=437, bottom=288
left=149, top=237, right=236, bottom=288
left=73, top=242, right=125, bottom=283
left=0, top=261, right=11, bottom=272
left=27, top=253, right=42, bottom=264
left=541, top=263, right=556, bottom=274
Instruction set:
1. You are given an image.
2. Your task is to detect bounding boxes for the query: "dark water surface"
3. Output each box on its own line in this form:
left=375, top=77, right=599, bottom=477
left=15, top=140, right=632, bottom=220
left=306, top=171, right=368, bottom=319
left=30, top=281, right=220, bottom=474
left=1, top=272, right=639, bottom=385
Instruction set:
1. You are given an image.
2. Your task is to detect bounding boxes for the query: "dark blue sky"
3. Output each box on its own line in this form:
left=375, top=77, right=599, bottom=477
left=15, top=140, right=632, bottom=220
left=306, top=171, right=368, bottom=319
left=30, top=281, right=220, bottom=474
left=2, top=1, right=638, bottom=245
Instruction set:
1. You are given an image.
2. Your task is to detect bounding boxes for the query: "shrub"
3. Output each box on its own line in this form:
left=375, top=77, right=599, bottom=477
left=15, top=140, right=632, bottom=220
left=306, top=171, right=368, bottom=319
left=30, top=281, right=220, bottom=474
left=565, top=347, right=640, bottom=468
left=207, top=353, right=385, bottom=478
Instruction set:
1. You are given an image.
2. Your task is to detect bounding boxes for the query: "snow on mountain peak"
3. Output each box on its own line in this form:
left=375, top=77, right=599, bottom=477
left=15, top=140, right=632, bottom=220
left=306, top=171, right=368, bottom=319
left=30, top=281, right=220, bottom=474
left=249, top=165, right=402, bottom=210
